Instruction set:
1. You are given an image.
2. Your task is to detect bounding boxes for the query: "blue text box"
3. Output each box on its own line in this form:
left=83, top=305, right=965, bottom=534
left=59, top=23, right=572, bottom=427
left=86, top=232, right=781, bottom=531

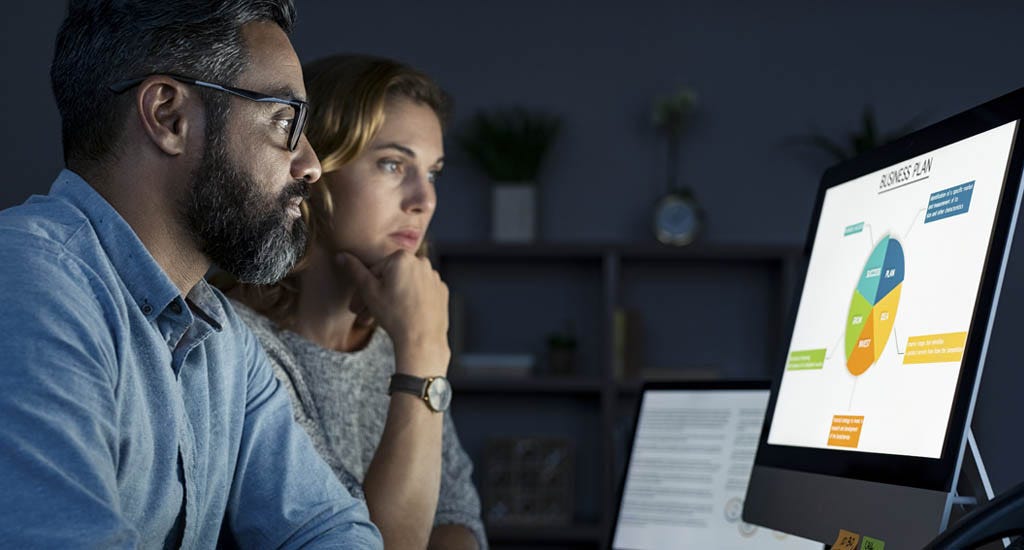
left=925, top=181, right=974, bottom=224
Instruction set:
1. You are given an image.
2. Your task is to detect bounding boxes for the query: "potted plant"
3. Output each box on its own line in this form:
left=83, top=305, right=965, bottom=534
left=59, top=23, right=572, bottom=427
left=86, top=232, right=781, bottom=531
left=545, top=321, right=577, bottom=376
left=786, top=105, right=923, bottom=162
left=650, top=86, right=703, bottom=246
left=458, top=108, right=561, bottom=242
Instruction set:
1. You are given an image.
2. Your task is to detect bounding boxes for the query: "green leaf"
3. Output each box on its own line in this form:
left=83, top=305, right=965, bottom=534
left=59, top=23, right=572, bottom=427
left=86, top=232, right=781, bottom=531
left=457, top=108, right=562, bottom=183
left=785, top=106, right=923, bottom=163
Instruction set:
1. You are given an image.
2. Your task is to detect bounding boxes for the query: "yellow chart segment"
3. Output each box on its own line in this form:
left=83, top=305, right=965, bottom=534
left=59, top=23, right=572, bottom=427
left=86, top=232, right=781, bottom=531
left=872, top=284, right=901, bottom=354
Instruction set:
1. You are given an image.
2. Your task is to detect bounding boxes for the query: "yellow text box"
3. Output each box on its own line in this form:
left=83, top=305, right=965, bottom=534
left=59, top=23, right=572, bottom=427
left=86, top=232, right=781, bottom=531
left=903, top=331, right=967, bottom=364
left=827, top=415, right=864, bottom=448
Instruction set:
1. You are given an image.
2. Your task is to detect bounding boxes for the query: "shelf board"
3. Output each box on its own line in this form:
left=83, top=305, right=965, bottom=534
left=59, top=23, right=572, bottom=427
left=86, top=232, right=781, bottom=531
left=486, top=523, right=604, bottom=543
left=451, top=375, right=773, bottom=395
left=449, top=375, right=605, bottom=395
left=435, top=242, right=608, bottom=260
left=434, top=241, right=802, bottom=262
left=617, top=242, right=802, bottom=261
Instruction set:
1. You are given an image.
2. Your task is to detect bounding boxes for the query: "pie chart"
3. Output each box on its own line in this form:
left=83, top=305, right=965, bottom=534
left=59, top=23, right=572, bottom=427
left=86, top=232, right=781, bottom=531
left=844, top=236, right=904, bottom=376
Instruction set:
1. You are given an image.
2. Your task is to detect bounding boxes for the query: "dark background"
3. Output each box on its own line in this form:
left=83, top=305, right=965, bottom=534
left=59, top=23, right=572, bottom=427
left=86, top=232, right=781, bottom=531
left=4, top=0, right=1022, bottom=536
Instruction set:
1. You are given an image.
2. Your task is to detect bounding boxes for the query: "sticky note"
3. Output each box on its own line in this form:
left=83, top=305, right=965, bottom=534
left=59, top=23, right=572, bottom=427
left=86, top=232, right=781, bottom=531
left=832, top=529, right=860, bottom=550
left=861, top=536, right=885, bottom=550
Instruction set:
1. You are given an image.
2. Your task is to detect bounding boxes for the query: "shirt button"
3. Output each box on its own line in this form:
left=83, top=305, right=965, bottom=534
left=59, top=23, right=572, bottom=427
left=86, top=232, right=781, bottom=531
left=141, top=304, right=153, bottom=315
left=170, top=301, right=183, bottom=315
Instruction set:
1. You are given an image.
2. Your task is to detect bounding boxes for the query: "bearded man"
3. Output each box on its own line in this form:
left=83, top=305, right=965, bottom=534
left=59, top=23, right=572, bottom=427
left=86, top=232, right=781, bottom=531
left=0, top=1, right=382, bottom=547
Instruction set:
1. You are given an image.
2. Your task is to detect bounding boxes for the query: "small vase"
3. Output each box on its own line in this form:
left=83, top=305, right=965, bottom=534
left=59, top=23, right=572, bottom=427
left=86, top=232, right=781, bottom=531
left=491, top=181, right=537, bottom=243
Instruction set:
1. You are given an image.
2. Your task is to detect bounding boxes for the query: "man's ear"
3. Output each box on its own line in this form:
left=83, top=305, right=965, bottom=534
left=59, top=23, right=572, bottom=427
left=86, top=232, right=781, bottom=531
left=134, top=76, right=199, bottom=156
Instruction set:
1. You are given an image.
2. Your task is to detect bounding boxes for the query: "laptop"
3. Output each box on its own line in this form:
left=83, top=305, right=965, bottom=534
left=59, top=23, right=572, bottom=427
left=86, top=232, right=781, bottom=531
left=611, top=381, right=822, bottom=550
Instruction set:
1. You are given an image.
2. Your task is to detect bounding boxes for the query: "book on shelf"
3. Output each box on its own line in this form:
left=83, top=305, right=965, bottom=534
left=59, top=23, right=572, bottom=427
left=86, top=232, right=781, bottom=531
left=452, top=353, right=535, bottom=378
left=639, top=366, right=722, bottom=381
left=612, top=307, right=644, bottom=381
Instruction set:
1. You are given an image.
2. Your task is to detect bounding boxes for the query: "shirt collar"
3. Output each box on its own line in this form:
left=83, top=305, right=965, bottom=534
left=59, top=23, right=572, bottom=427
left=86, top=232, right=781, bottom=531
left=50, top=169, right=223, bottom=328
left=187, top=278, right=225, bottom=332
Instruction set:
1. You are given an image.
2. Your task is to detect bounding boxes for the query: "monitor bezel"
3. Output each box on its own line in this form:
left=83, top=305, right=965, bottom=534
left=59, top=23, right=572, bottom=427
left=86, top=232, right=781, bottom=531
left=610, top=379, right=772, bottom=548
left=754, top=88, right=1024, bottom=493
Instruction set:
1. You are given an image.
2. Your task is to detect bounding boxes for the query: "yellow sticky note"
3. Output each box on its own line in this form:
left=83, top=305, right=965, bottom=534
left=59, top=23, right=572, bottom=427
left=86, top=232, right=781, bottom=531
left=832, top=529, right=860, bottom=550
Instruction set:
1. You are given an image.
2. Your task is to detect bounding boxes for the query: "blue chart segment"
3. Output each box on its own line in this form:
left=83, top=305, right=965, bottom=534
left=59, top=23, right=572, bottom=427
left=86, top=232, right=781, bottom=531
left=876, top=239, right=905, bottom=301
left=846, top=237, right=905, bottom=376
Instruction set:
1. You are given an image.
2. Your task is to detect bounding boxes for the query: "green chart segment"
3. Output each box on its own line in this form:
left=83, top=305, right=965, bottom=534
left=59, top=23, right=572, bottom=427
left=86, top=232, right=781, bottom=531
left=845, top=236, right=904, bottom=376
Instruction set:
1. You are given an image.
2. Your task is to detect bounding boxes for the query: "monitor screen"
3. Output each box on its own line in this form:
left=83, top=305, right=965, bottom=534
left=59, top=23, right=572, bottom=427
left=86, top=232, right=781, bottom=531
left=746, top=89, right=1024, bottom=548
left=613, top=386, right=820, bottom=550
left=766, top=121, right=1017, bottom=459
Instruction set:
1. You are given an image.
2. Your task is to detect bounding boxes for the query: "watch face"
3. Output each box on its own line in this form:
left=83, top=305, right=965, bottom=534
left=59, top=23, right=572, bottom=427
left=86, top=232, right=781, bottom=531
left=426, top=377, right=452, bottom=412
left=654, top=193, right=700, bottom=246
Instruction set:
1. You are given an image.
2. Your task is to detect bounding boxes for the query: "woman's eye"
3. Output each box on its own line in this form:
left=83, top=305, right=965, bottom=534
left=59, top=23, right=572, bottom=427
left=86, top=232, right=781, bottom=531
left=379, top=159, right=401, bottom=173
left=428, top=170, right=441, bottom=184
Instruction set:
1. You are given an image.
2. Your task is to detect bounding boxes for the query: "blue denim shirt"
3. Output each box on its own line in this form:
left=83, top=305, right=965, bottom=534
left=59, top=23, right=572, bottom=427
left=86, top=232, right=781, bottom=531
left=0, top=171, right=382, bottom=548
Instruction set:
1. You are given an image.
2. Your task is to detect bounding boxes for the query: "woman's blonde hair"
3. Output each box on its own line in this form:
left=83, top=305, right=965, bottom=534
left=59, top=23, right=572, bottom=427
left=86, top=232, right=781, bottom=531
left=225, top=54, right=449, bottom=326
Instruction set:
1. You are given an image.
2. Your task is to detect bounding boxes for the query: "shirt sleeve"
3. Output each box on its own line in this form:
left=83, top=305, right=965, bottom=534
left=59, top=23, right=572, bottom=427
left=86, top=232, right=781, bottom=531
left=0, top=241, right=138, bottom=547
left=222, top=320, right=383, bottom=549
left=436, top=410, right=489, bottom=549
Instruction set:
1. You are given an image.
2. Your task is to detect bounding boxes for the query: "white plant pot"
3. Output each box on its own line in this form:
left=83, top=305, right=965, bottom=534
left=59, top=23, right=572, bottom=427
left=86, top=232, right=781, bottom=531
left=491, top=182, right=537, bottom=242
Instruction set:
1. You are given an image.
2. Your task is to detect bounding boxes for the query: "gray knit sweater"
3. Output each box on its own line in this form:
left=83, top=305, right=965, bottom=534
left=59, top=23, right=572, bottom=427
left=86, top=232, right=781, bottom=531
left=233, top=301, right=487, bottom=548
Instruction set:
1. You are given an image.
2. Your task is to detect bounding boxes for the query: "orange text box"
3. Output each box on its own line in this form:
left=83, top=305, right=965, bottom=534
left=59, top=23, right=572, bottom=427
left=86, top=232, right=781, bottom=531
left=903, top=331, right=967, bottom=364
left=827, top=415, right=864, bottom=448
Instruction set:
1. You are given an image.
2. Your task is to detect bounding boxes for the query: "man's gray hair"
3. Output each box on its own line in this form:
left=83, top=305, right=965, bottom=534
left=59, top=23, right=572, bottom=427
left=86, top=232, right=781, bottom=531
left=51, top=0, right=297, bottom=167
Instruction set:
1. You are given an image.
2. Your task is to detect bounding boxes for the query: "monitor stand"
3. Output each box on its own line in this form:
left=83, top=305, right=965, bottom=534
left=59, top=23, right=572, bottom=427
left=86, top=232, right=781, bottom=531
left=806, top=428, right=1007, bottom=548
left=946, top=429, right=1010, bottom=549
left=818, top=428, right=1007, bottom=550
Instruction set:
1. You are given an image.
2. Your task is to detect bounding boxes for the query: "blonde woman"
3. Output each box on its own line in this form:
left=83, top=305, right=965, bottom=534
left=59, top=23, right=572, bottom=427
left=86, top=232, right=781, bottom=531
left=227, top=54, right=484, bottom=549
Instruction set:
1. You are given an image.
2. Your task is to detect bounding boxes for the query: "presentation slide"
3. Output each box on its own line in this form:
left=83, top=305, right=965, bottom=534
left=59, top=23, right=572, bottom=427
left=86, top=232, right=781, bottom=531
left=767, top=121, right=1018, bottom=458
left=614, top=390, right=819, bottom=549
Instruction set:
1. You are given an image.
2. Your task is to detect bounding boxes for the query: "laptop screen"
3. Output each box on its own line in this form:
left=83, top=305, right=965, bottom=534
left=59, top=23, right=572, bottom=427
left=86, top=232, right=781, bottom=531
left=612, top=385, right=821, bottom=550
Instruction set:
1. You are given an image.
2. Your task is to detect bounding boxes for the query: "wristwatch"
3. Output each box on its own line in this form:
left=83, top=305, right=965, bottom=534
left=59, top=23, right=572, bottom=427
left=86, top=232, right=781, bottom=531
left=388, top=373, right=452, bottom=413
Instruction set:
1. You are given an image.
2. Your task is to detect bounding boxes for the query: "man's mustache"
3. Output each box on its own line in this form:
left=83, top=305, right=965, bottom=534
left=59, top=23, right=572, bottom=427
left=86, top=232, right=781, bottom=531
left=283, top=179, right=310, bottom=203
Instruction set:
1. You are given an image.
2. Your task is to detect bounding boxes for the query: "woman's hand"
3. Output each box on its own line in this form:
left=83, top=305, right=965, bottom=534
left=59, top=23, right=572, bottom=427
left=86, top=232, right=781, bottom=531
left=338, top=251, right=451, bottom=376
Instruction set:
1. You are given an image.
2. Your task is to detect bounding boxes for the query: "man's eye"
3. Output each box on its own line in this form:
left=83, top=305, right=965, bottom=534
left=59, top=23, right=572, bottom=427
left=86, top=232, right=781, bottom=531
left=274, top=118, right=294, bottom=132
left=428, top=169, right=442, bottom=184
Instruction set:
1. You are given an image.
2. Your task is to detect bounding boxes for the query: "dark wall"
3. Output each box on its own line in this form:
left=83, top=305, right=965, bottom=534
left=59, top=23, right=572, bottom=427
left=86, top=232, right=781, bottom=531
left=289, top=1, right=1024, bottom=246
left=4, top=0, right=1021, bottom=491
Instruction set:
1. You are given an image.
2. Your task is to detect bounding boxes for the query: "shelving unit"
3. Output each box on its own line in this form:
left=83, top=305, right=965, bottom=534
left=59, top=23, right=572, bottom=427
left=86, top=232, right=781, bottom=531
left=485, top=523, right=604, bottom=548
left=450, top=376, right=605, bottom=395
left=435, top=242, right=803, bottom=549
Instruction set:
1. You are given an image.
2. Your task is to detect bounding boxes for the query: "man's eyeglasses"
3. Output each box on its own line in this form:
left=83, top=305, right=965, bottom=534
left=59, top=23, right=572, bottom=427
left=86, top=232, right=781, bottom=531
left=109, top=74, right=309, bottom=152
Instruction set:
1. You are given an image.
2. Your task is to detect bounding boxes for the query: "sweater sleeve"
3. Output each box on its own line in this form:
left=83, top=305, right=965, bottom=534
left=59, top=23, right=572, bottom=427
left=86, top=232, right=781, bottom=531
left=436, top=410, right=489, bottom=549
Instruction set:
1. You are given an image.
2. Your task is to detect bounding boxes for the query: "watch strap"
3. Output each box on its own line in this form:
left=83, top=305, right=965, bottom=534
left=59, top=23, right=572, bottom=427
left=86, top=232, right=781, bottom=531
left=388, top=373, right=427, bottom=398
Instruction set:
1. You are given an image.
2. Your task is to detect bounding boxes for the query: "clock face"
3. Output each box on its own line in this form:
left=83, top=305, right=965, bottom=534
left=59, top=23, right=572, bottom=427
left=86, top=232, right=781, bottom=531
left=426, top=377, right=452, bottom=412
left=654, top=193, right=700, bottom=245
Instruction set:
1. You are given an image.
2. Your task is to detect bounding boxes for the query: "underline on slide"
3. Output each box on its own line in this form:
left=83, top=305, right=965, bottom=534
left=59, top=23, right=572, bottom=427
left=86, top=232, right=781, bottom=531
left=878, top=175, right=930, bottom=195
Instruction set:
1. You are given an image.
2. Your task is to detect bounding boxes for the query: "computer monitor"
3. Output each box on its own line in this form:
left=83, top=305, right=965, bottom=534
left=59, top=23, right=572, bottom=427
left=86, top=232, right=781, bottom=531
left=745, top=88, right=1024, bottom=548
left=612, top=381, right=821, bottom=550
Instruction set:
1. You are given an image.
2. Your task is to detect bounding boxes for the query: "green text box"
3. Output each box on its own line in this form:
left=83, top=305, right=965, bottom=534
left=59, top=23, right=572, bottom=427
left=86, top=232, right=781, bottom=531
left=845, top=222, right=864, bottom=236
left=786, top=349, right=826, bottom=370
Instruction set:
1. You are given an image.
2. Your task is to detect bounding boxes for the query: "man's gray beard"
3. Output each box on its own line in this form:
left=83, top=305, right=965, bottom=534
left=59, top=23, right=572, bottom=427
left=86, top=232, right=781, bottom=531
left=182, top=136, right=309, bottom=285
